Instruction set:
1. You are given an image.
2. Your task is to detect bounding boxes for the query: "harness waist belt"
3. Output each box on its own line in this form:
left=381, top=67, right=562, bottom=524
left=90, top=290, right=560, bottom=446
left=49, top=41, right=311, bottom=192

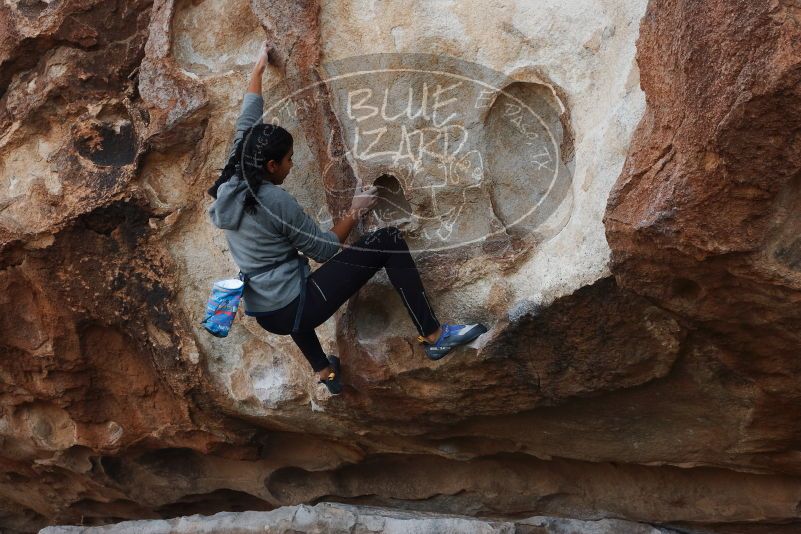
left=239, top=252, right=309, bottom=334
left=239, top=252, right=301, bottom=282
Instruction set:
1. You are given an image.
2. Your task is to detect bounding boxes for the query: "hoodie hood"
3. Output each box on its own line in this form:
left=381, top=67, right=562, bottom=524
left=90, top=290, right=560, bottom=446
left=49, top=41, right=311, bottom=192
left=208, top=177, right=249, bottom=230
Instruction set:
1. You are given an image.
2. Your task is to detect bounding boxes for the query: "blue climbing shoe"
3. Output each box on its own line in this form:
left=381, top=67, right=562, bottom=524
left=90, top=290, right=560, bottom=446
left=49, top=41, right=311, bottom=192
left=418, top=323, right=488, bottom=361
left=318, top=355, right=342, bottom=395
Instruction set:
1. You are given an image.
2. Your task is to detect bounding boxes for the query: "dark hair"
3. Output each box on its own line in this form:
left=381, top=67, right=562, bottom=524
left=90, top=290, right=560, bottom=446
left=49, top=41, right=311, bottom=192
left=207, top=123, right=293, bottom=215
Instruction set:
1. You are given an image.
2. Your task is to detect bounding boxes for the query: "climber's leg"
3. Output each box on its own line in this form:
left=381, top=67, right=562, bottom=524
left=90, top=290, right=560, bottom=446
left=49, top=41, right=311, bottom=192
left=256, top=226, right=448, bottom=380
left=254, top=301, right=330, bottom=373
left=377, top=226, right=442, bottom=339
left=254, top=277, right=343, bottom=394
left=343, top=228, right=487, bottom=360
left=289, top=330, right=330, bottom=373
left=305, top=226, right=441, bottom=338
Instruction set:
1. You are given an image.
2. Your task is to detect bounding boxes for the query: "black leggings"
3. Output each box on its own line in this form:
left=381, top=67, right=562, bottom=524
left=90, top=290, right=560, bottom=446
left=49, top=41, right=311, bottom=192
left=255, top=226, right=441, bottom=372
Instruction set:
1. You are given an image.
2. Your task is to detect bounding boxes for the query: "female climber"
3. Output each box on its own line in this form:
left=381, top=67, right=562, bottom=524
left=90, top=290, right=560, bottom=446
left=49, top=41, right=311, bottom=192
left=207, top=41, right=487, bottom=395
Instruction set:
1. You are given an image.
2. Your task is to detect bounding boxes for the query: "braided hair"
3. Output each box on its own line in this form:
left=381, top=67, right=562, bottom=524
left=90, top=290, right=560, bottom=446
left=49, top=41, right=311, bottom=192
left=207, top=123, right=293, bottom=215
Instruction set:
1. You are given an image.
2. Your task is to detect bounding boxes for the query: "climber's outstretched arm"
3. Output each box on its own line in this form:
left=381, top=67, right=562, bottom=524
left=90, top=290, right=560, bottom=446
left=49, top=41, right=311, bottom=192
left=225, top=41, right=274, bottom=161
left=247, top=40, right=273, bottom=94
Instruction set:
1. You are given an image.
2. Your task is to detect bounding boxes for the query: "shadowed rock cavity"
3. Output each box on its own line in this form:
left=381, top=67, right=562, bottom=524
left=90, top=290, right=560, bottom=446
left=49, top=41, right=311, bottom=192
left=372, top=173, right=413, bottom=226
left=264, top=453, right=801, bottom=526
left=73, top=108, right=137, bottom=167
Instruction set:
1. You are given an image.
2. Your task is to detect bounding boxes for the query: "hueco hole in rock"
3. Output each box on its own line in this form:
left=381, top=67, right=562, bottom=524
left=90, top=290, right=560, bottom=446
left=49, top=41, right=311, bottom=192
left=1, top=0, right=800, bottom=533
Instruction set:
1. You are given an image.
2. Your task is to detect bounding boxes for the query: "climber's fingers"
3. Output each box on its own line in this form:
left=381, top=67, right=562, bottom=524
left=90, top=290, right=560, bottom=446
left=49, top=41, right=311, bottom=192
left=263, top=41, right=276, bottom=65
left=256, top=40, right=275, bottom=70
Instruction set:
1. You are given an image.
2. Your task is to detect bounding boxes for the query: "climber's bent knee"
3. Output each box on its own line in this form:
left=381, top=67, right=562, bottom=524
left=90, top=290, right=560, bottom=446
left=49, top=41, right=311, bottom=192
left=362, top=225, right=404, bottom=250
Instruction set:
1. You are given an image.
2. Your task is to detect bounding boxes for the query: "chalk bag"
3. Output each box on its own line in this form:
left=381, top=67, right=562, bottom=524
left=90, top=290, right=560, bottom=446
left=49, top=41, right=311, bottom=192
left=200, top=279, right=245, bottom=338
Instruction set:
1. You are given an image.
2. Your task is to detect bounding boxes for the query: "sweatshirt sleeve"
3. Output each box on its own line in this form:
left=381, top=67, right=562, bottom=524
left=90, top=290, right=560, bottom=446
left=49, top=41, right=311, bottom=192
left=227, top=92, right=264, bottom=160
left=269, top=191, right=342, bottom=263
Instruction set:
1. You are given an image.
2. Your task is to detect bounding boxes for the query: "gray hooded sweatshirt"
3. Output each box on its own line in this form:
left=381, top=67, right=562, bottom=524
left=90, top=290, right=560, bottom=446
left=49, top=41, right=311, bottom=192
left=208, top=92, right=342, bottom=315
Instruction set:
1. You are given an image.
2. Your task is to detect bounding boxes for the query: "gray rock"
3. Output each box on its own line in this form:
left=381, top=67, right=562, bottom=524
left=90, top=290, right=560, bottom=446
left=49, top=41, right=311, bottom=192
left=39, top=503, right=672, bottom=534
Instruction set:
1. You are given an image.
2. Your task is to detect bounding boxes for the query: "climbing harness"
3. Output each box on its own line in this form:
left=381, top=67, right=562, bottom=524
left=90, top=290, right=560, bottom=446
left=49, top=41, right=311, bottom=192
left=239, top=251, right=309, bottom=334
left=201, top=251, right=310, bottom=337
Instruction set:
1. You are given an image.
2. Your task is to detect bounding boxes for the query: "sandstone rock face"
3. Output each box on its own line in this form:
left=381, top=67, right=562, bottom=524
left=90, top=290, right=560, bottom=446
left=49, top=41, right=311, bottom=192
left=604, top=0, right=801, bottom=476
left=1, top=0, right=800, bottom=533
